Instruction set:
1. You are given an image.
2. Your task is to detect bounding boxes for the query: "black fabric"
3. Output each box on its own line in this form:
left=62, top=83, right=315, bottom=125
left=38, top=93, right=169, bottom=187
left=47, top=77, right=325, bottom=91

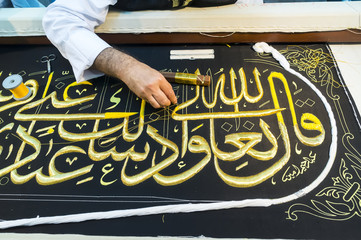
left=192, top=0, right=237, bottom=7
left=1, top=44, right=361, bottom=240
left=113, top=0, right=236, bottom=11
left=113, top=0, right=192, bottom=11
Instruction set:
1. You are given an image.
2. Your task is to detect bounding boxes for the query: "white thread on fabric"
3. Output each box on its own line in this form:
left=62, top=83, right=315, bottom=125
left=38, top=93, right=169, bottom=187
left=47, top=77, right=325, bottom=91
left=252, top=42, right=338, bottom=207
left=199, top=32, right=235, bottom=38
left=346, top=28, right=361, bottom=35
left=0, top=43, right=337, bottom=230
left=0, top=200, right=273, bottom=229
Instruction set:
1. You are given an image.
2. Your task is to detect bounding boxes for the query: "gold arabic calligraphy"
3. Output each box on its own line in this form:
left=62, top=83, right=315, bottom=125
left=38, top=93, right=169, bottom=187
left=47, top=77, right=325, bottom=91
left=0, top=67, right=327, bottom=188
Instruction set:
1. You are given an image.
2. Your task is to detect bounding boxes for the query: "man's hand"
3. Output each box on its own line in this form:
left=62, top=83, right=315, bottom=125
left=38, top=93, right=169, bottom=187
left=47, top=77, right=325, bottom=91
left=93, top=47, right=177, bottom=108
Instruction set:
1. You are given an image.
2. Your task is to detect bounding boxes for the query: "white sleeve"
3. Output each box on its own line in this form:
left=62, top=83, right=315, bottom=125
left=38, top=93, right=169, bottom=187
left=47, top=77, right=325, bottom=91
left=42, top=0, right=117, bottom=82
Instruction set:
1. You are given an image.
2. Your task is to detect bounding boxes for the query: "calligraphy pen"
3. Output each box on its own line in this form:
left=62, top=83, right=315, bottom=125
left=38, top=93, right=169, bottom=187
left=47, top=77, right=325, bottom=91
left=161, top=72, right=211, bottom=86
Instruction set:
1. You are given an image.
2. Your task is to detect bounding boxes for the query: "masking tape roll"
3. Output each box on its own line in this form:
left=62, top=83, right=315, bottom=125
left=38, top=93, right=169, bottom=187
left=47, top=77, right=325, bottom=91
left=2, top=74, right=32, bottom=101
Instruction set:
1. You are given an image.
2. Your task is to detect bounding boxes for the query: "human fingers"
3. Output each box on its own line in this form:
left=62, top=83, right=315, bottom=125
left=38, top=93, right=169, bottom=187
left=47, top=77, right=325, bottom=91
left=160, top=80, right=177, bottom=105
left=151, top=89, right=171, bottom=108
left=147, top=95, right=162, bottom=109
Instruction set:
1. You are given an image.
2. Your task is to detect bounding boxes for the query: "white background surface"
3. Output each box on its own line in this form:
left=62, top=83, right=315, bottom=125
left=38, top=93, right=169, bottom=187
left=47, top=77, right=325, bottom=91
left=1, top=2, right=361, bottom=36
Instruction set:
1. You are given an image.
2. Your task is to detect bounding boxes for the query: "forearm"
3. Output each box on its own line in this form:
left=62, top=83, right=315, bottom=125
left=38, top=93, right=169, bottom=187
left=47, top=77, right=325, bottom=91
left=92, top=47, right=135, bottom=83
